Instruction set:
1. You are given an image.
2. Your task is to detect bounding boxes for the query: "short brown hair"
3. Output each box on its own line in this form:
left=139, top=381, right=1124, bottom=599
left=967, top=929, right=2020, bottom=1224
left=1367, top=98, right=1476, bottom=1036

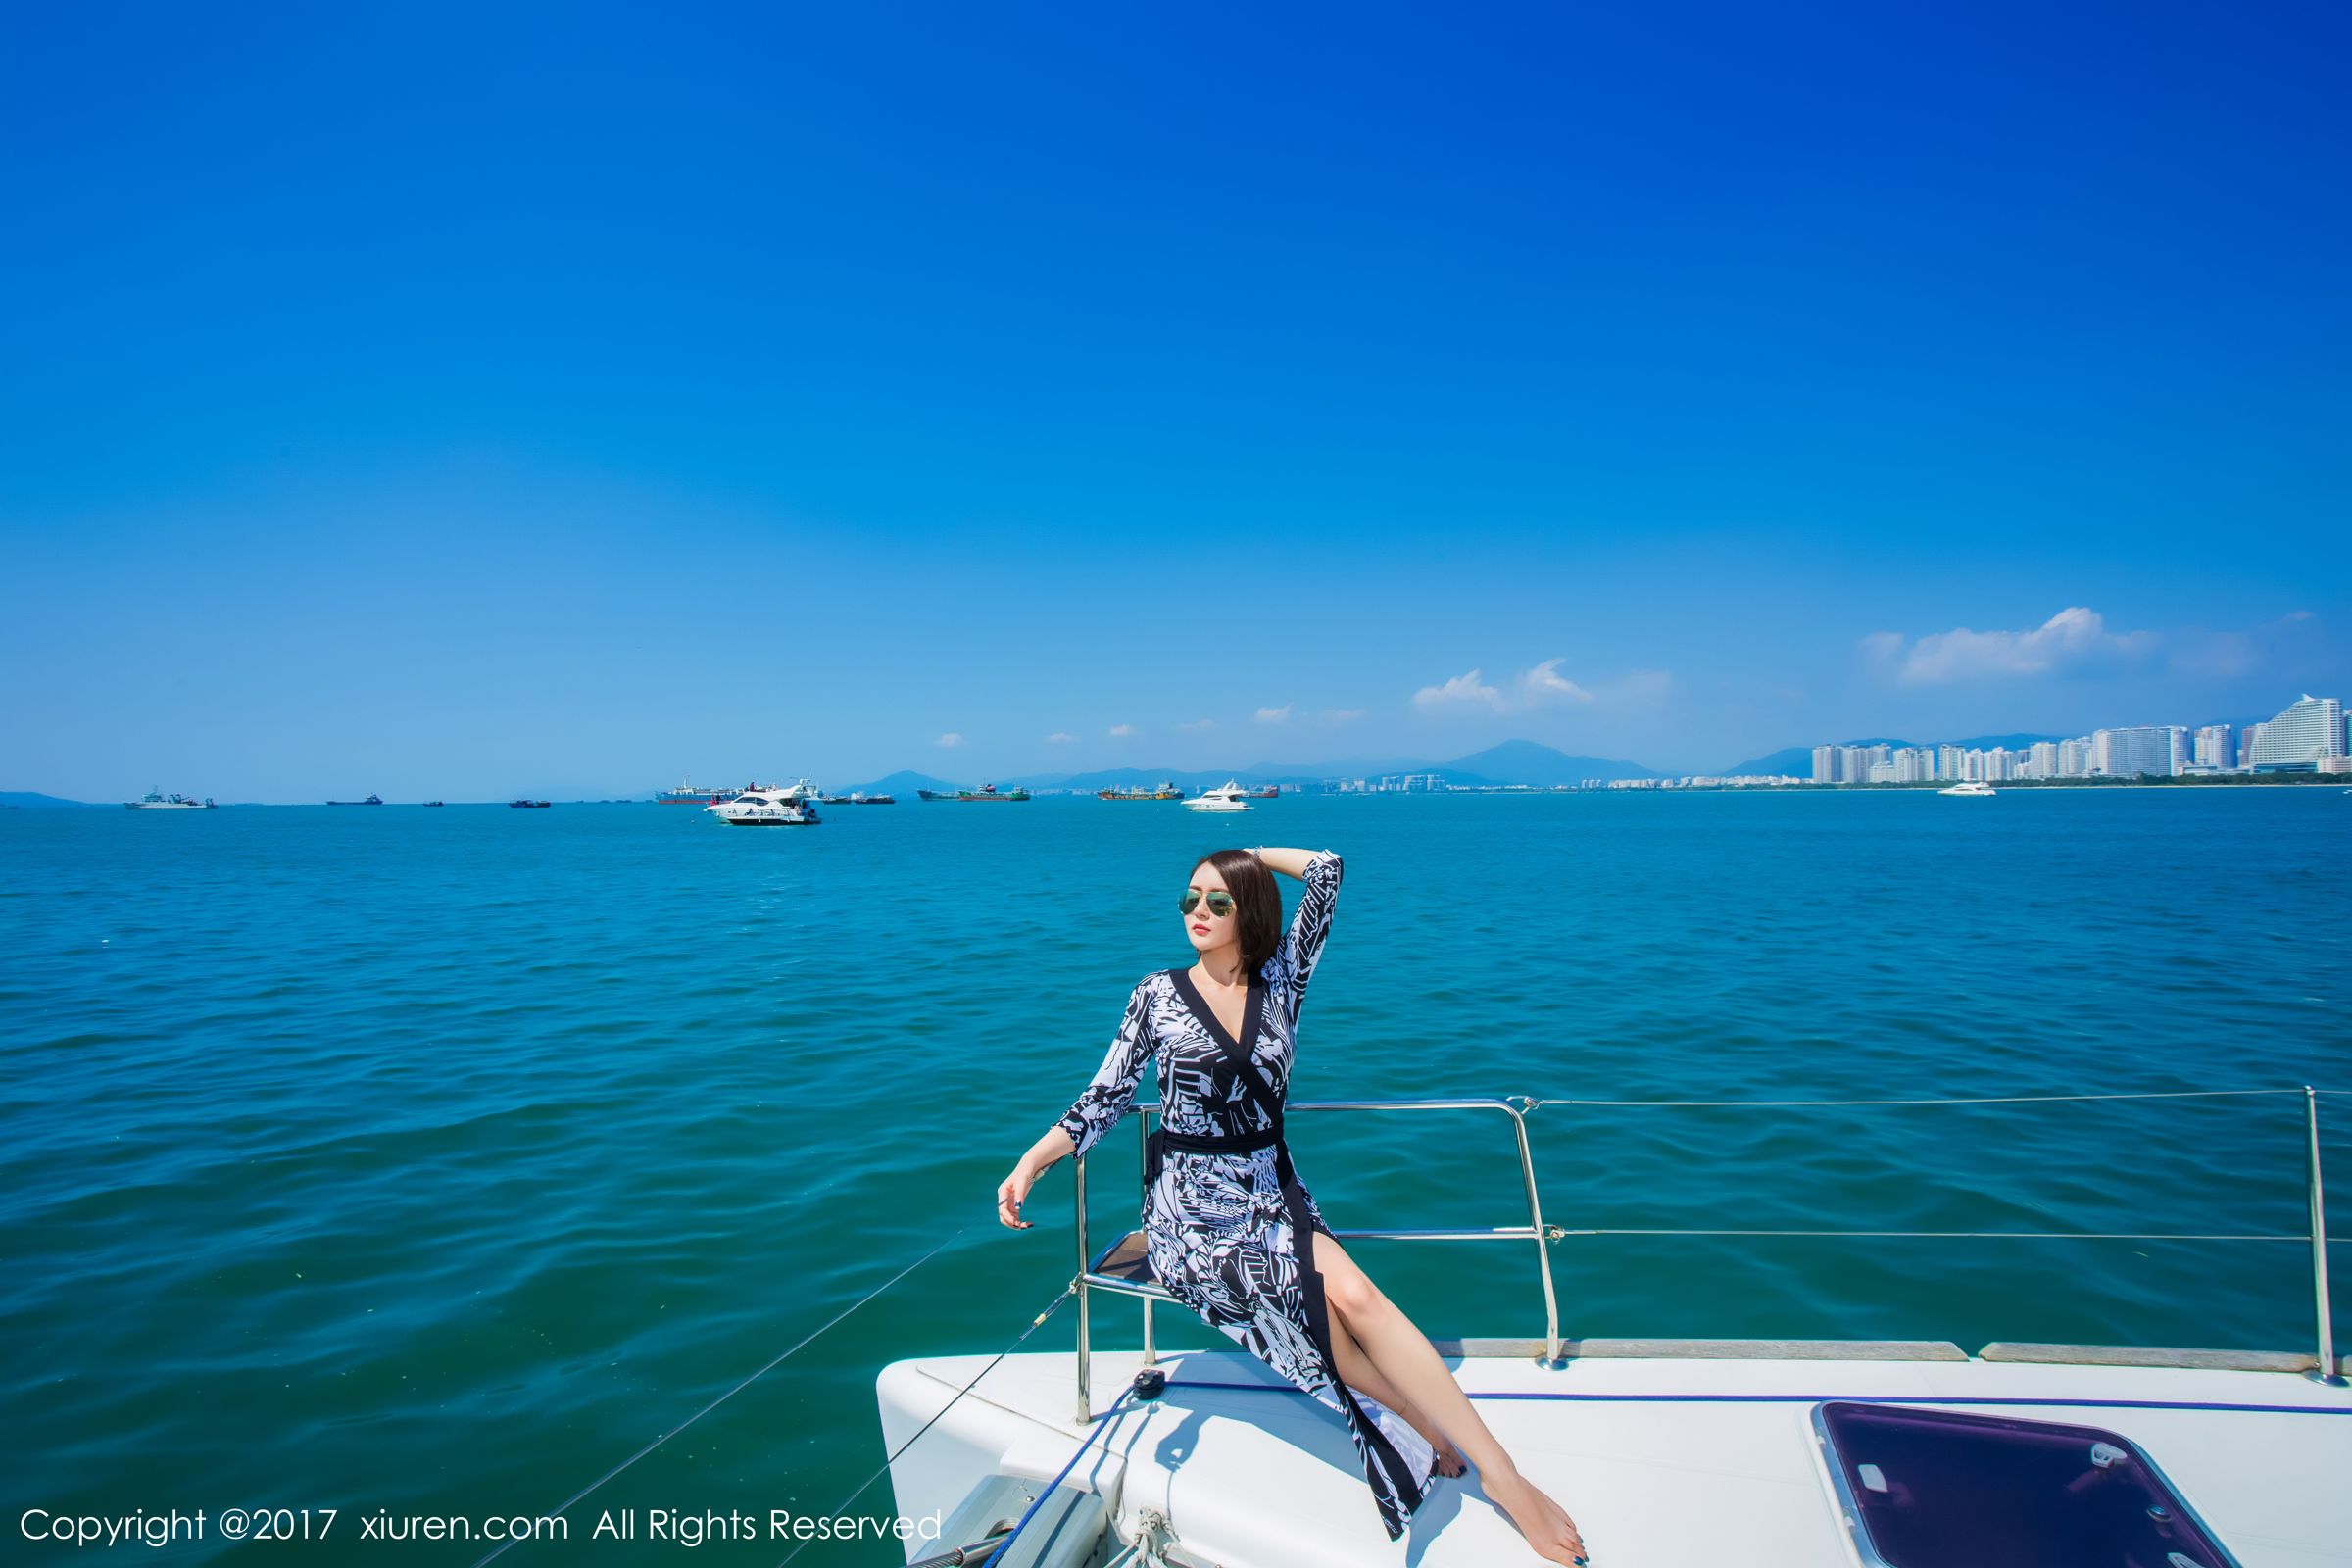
left=1194, top=848, right=1282, bottom=977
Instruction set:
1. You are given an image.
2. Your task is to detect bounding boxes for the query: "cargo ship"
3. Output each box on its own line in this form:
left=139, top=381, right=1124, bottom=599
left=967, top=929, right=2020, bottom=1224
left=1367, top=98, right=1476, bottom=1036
left=1098, top=781, right=1183, bottom=801
left=125, top=789, right=216, bottom=810
left=957, top=783, right=1029, bottom=801
left=327, top=793, right=383, bottom=806
left=658, top=779, right=739, bottom=805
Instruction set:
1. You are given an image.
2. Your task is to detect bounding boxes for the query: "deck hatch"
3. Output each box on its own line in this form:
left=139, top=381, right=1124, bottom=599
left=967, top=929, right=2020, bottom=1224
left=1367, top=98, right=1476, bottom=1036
left=1812, top=1400, right=2241, bottom=1568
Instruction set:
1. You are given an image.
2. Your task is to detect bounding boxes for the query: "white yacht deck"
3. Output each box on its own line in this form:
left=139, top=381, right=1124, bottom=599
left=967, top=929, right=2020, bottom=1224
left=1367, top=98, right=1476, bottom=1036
left=880, top=1342, right=2352, bottom=1566
left=879, top=1088, right=2346, bottom=1566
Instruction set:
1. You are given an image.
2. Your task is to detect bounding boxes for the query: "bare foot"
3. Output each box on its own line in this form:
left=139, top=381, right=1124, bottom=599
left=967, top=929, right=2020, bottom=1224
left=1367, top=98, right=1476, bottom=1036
left=1424, top=1435, right=1467, bottom=1478
left=1484, top=1469, right=1588, bottom=1565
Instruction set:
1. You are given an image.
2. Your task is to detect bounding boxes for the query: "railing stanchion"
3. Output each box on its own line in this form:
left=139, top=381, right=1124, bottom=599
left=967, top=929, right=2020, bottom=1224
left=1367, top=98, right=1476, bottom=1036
left=2306, top=1086, right=2343, bottom=1386
left=1140, top=1109, right=1157, bottom=1366
left=1074, top=1152, right=1093, bottom=1421
left=1508, top=1102, right=1563, bottom=1363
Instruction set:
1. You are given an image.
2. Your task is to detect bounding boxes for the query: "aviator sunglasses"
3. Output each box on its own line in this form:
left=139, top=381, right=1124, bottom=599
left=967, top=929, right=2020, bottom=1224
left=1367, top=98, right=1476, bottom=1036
left=1178, top=889, right=1236, bottom=917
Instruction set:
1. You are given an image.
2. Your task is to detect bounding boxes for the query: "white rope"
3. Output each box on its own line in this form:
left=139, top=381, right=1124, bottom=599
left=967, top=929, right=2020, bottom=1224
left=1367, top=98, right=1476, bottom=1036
left=776, top=1287, right=1076, bottom=1567
left=470, top=1225, right=971, bottom=1568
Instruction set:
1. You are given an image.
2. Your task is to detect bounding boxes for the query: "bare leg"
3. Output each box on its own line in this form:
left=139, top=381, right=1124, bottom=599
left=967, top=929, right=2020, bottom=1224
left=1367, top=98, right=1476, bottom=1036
left=1310, top=1234, right=1589, bottom=1565
left=1326, top=1309, right=1465, bottom=1476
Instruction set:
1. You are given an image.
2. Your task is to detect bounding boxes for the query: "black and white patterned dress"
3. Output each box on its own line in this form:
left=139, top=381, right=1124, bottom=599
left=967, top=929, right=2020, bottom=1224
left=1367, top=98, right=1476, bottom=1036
left=1056, top=849, right=1438, bottom=1540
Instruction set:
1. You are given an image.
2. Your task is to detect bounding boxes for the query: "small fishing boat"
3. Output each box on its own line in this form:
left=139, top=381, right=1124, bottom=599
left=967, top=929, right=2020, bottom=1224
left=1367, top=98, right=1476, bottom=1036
left=422, top=800, right=444, bottom=808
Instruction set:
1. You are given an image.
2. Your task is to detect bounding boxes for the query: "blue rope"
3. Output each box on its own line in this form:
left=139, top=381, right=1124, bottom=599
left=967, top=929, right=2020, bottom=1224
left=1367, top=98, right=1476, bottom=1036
left=992, top=1388, right=1136, bottom=1563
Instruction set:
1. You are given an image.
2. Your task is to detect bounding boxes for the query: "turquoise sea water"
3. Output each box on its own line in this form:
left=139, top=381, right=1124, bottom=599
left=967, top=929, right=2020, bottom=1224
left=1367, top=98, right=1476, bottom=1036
left=4, top=791, right=2348, bottom=1563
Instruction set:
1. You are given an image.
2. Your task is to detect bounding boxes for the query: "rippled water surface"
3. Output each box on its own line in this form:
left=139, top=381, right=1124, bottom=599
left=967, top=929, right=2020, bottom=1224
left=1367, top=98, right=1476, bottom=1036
left=4, top=791, right=2348, bottom=1562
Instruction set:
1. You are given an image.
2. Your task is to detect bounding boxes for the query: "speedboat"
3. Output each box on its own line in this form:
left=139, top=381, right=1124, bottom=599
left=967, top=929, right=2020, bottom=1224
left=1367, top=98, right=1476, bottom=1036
left=124, top=789, right=215, bottom=810
left=1938, top=780, right=1996, bottom=797
left=709, top=781, right=821, bottom=826
left=1183, top=780, right=1253, bottom=812
left=872, top=1089, right=2351, bottom=1566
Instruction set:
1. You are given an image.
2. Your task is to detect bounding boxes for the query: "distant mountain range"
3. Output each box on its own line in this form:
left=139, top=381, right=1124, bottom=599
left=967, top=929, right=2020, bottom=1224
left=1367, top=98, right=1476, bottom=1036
left=837, top=739, right=1658, bottom=794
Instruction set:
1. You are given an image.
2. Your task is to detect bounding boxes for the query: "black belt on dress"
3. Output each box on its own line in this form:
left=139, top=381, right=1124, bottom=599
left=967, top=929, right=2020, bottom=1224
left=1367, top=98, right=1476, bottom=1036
left=1144, top=1121, right=1285, bottom=1189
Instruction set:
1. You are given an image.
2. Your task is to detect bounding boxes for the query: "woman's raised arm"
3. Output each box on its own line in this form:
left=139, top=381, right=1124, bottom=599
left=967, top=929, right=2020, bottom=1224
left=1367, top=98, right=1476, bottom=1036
left=1249, top=846, right=1318, bottom=879
left=1269, top=848, right=1343, bottom=1023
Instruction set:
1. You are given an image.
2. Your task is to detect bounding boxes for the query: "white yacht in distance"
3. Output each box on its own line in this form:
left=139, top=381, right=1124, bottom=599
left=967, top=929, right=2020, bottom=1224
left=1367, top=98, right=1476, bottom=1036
left=872, top=1087, right=2350, bottom=1568
left=707, top=781, right=821, bottom=826
left=1182, top=780, right=1253, bottom=812
left=124, top=788, right=215, bottom=809
left=1938, top=779, right=1996, bottom=797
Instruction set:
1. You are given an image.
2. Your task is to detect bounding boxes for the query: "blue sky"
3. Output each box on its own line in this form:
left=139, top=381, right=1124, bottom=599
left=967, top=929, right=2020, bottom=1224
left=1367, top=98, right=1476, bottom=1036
left=4, top=2, right=2346, bottom=799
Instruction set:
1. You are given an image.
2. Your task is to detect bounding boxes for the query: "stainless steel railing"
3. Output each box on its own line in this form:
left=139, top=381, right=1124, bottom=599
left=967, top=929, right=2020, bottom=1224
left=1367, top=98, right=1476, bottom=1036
left=1066, top=1085, right=2346, bottom=1421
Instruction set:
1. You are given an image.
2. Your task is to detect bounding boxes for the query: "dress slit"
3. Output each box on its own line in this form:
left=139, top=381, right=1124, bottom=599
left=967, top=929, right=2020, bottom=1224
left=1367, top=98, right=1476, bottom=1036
left=1285, top=1161, right=1429, bottom=1519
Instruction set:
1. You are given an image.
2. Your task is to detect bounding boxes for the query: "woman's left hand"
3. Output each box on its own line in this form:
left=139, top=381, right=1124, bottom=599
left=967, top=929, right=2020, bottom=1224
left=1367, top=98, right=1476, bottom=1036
left=996, top=1160, right=1038, bottom=1230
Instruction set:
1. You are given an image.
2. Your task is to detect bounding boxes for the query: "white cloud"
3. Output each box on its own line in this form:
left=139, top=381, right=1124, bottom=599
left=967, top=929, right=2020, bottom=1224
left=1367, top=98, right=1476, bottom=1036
left=1046, top=731, right=1076, bottom=744
left=1178, top=717, right=1216, bottom=731
left=1107, top=723, right=1136, bottom=738
left=1318, top=707, right=1365, bottom=725
left=1412, top=661, right=1657, bottom=716
left=1412, top=669, right=1504, bottom=713
left=1521, top=658, right=1594, bottom=705
left=1254, top=705, right=1293, bottom=724
left=935, top=732, right=964, bottom=748
left=1863, top=607, right=2159, bottom=684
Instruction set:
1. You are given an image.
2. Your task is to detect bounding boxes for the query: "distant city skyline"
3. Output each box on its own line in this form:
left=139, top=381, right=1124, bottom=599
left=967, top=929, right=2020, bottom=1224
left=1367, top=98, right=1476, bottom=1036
left=3, top=9, right=2346, bottom=801
left=1806, top=693, right=2349, bottom=785
left=12, top=688, right=2345, bottom=806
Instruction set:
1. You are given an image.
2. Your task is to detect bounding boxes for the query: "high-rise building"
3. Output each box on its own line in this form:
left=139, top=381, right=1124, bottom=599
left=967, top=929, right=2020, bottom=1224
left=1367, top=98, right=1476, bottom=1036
left=1811, top=744, right=1836, bottom=784
left=2092, top=726, right=2179, bottom=778
left=2193, top=724, right=2233, bottom=770
left=2028, top=741, right=2059, bottom=778
left=2249, top=695, right=2346, bottom=772
left=2058, top=737, right=2091, bottom=778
